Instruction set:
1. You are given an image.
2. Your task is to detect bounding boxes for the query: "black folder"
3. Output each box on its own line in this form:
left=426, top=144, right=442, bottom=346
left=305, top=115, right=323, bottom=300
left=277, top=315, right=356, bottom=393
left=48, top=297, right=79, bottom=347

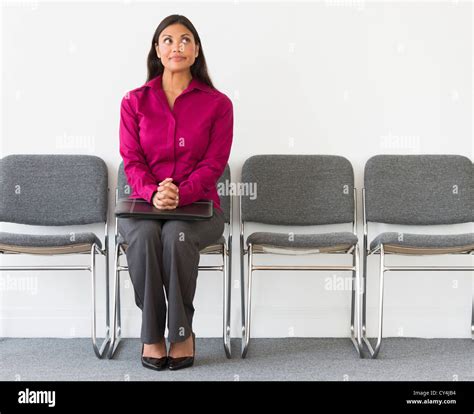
left=115, top=198, right=213, bottom=220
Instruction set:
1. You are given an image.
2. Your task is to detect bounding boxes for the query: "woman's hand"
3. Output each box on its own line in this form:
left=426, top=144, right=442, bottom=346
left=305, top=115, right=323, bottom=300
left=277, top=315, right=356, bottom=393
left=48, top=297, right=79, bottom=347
left=152, top=177, right=180, bottom=210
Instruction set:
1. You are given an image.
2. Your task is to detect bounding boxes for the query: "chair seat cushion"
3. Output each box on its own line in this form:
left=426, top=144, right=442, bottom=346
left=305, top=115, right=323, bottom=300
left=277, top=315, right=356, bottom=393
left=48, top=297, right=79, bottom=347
left=200, top=236, right=226, bottom=254
left=117, top=234, right=225, bottom=253
left=246, top=231, right=358, bottom=251
left=0, top=231, right=102, bottom=254
left=370, top=232, right=474, bottom=254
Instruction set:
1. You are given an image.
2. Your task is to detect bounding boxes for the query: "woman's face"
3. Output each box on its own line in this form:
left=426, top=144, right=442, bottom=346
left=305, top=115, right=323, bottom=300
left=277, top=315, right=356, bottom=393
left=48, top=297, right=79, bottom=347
left=155, top=23, right=199, bottom=73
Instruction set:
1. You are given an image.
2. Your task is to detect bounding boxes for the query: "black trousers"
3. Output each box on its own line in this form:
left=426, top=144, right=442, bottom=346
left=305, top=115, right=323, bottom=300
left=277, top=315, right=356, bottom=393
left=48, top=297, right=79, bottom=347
left=117, top=208, right=225, bottom=344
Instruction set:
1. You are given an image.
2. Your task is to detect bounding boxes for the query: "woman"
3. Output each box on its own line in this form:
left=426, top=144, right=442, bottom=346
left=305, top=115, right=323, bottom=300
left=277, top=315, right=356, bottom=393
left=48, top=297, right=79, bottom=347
left=118, top=14, right=233, bottom=371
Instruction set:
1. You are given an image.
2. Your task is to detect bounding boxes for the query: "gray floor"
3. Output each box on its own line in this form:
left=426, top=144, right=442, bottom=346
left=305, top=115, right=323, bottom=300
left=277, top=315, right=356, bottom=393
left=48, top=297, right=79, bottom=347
left=0, top=338, right=472, bottom=381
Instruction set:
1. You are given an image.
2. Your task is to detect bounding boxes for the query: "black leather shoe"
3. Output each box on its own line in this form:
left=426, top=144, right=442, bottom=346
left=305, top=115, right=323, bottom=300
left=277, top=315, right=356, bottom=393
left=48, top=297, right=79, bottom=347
left=141, top=344, right=168, bottom=371
left=168, top=332, right=195, bottom=371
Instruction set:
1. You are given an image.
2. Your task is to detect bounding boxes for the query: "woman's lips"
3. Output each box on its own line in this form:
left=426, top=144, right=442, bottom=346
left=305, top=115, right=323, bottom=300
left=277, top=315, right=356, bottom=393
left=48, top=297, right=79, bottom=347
left=171, top=56, right=185, bottom=61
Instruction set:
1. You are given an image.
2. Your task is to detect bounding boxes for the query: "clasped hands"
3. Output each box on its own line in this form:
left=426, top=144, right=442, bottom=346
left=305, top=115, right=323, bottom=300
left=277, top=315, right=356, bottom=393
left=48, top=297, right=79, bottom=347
left=152, top=178, right=179, bottom=210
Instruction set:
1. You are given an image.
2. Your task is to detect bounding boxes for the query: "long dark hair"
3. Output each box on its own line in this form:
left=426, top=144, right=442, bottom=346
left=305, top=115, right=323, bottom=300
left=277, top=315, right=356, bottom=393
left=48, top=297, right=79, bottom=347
left=146, top=14, right=214, bottom=88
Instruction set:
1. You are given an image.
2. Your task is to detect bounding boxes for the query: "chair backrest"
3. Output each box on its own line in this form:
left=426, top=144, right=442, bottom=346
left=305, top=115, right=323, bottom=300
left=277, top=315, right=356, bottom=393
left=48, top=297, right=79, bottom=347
left=241, top=155, right=355, bottom=225
left=364, top=154, right=473, bottom=225
left=0, top=154, right=108, bottom=226
left=117, top=162, right=232, bottom=224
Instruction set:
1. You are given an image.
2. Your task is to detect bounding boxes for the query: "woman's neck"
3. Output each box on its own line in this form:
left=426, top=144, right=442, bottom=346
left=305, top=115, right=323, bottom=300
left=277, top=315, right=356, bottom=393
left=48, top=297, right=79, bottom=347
left=161, top=70, right=192, bottom=94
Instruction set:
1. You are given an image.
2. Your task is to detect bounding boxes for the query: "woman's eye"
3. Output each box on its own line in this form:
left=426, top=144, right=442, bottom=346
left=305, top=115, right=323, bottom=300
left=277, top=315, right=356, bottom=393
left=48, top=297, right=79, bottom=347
left=162, top=37, right=190, bottom=45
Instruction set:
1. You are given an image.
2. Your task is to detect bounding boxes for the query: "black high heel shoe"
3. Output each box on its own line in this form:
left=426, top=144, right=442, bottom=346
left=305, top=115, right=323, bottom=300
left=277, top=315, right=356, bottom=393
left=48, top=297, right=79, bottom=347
left=141, top=343, right=168, bottom=371
left=168, top=332, right=195, bottom=371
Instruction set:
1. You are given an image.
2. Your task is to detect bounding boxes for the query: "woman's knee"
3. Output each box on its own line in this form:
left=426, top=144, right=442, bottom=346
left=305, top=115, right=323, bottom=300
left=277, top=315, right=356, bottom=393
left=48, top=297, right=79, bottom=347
left=124, top=220, right=162, bottom=247
left=161, top=222, right=198, bottom=252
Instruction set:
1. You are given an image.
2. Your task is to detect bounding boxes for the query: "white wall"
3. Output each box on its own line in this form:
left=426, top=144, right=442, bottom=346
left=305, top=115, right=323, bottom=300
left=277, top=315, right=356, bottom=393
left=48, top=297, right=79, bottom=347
left=0, top=0, right=472, bottom=339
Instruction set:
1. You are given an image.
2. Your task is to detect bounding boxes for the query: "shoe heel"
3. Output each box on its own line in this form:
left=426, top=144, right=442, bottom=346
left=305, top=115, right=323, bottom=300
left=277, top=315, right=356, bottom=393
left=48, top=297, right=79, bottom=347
left=168, top=332, right=195, bottom=371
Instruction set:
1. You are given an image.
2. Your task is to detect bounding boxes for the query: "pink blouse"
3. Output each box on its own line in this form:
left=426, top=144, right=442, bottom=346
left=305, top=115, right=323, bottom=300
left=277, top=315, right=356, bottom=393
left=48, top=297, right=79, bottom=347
left=119, top=74, right=233, bottom=212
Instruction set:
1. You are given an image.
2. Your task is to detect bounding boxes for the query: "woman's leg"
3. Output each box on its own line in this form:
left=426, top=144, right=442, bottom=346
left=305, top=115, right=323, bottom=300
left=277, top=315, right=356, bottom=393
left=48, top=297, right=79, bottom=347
left=160, top=208, right=226, bottom=345
left=117, top=217, right=167, bottom=344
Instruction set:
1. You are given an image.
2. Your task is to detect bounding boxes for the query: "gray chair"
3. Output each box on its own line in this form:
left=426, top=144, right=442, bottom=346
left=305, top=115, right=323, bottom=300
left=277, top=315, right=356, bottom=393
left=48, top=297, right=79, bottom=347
left=362, top=155, right=474, bottom=358
left=107, top=162, right=232, bottom=358
left=0, top=154, right=111, bottom=358
left=239, top=155, right=362, bottom=358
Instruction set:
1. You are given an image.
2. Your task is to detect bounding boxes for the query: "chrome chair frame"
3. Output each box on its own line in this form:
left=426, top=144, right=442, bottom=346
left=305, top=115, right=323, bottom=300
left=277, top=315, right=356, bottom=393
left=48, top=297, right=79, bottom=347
left=108, top=189, right=233, bottom=359
left=0, top=215, right=111, bottom=359
left=239, top=189, right=363, bottom=358
left=361, top=188, right=474, bottom=359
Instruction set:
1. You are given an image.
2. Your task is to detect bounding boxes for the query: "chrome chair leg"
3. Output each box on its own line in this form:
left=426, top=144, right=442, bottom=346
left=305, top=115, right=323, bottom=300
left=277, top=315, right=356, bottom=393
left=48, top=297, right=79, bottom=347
left=240, top=239, right=246, bottom=357
left=471, top=269, right=473, bottom=340
left=104, top=238, right=111, bottom=351
left=363, top=244, right=385, bottom=358
left=372, top=245, right=386, bottom=358
left=361, top=234, right=370, bottom=354
left=227, top=237, right=233, bottom=356
left=350, top=243, right=363, bottom=357
left=223, top=239, right=232, bottom=358
left=241, top=243, right=253, bottom=358
left=91, top=244, right=111, bottom=358
left=471, top=255, right=474, bottom=340
left=107, top=242, right=122, bottom=359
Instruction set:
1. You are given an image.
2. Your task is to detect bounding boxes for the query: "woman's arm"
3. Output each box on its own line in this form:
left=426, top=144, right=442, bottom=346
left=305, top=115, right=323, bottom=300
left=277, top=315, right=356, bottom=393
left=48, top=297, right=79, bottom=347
left=119, top=93, right=158, bottom=203
left=177, top=96, right=234, bottom=207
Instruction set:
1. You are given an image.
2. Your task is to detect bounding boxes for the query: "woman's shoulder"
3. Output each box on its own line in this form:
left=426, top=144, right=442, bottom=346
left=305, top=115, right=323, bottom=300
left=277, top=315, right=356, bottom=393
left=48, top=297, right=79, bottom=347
left=208, top=87, right=233, bottom=112
left=119, top=84, right=153, bottom=111
left=194, top=77, right=232, bottom=105
left=123, top=84, right=150, bottom=100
